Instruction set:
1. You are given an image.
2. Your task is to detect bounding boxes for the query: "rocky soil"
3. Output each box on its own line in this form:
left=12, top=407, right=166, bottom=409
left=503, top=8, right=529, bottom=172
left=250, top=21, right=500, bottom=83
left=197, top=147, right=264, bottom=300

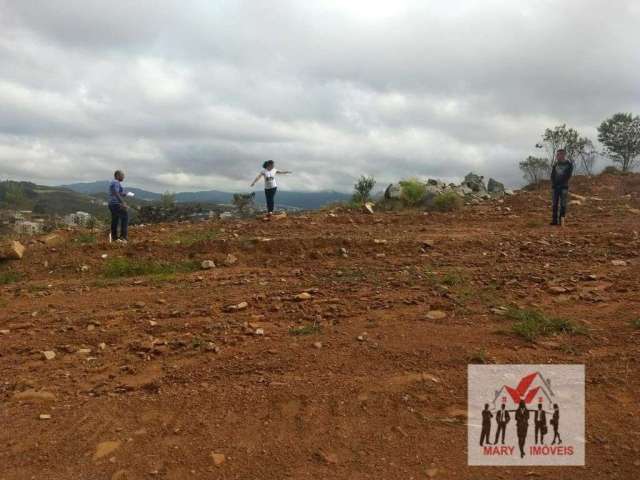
left=1, top=173, right=639, bottom=479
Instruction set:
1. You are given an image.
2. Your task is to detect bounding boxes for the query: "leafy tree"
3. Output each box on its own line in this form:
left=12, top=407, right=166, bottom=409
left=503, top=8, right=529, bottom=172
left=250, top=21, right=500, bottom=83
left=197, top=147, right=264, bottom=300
left=575, top=138, right=598, bottom=176
left=597, top=113, right=640, bottom=172
left=160, top=191, right=176, bottom=209
left=399, top=178, right=426, bottom=207
left=519, top=156, right=550, bottom=186
left=541, top=124, right=591, bottom=167
left=1, top=182, right=26, bottom=207
left=352, top=175, right=376, bottom=203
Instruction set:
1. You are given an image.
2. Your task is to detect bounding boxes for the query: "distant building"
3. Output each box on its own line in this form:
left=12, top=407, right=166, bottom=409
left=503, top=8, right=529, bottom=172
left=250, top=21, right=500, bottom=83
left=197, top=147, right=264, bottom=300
left=63, top=211, right=93, bottom=227
left=14, top=220, right=43, bottom=235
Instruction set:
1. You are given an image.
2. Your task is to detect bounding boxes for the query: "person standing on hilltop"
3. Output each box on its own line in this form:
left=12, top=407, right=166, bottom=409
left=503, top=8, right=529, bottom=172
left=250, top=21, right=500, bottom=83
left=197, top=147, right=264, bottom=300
left=550, top=149, right=573, bottom=226
left=108, top=170, right=132, bottom=243
left=250, top=160, right=292, bottom=217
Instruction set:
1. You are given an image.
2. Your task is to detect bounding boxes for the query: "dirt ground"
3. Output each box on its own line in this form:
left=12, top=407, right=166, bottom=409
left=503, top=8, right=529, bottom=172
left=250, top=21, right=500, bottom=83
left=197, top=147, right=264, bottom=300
left=1, top=174, right=639, bottom=479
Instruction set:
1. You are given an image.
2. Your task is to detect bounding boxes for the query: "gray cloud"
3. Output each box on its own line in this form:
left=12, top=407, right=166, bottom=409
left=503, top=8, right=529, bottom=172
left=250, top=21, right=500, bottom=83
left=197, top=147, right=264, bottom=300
left=0, top=0, right=638, bottom=193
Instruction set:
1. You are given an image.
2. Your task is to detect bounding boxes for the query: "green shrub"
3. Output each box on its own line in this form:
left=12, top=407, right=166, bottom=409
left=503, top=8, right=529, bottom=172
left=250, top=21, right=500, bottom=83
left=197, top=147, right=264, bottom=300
left=289, top=323, right=322, bottom=336
left=631, top=318, right=640, bottom=329
left=353, top=175, right=376, bottom=204
left=399, top=178, right=426, bottom=207
left=103, top=258, right=199, bottom=278
left=433, top=191, right=463, bottom=212
left=507, top=307, right=585, bottom=341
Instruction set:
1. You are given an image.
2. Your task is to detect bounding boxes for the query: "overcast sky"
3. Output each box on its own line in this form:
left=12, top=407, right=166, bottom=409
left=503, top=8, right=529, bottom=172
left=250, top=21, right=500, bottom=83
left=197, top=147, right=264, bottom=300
left=1, top=0, right=638, bottom=193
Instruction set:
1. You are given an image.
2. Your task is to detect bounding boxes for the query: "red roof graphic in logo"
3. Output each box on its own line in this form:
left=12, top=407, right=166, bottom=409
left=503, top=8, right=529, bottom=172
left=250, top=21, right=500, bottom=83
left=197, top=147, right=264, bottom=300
left=504, top=372, right=542, bottom=404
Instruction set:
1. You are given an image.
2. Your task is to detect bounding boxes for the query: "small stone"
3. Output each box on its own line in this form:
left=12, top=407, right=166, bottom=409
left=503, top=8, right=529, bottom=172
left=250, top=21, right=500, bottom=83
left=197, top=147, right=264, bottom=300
left=211, top=452, right=226, bottom=467
left=224, top=301, right=248, bottom=312
left=426, top=467, right=439, bottom=478
left=426, top=310, right=447, bottom=320
left=312, top=341, right=322, bottom=349
left=295, top=292, right=312, bottom=301
left=149, top=320, right=158, bottom=327
left=316, top=450, right=338, bottom=464
left=94, top=441, right=122, bottom=461
left=611, top=260, right=627, bottom=267
left=77, top=348, right=92, bottom=355
left=254, top=328, right=265, bottom=336
left=80, top=265, right=90, bottom=272
left=357, top=334, right=366, bottom=342
left=201, top=260, right=216, bottom=270
left=373, top=239, right=387, bottom=244
left=223, top=254, right=238, bottom=266
left=42, top=350, right=56, bottom=361
left=14, top=390, right=56, bottom=402
left=101, top=254, right=108, bottom=259
left=0, top=329, right=9, bottom=335
left=548, top=286, right=567, bottom=294
left=39, top=414, right=52, bottom=420
left=99, top=342, right=107, bottom=350
left=134, top=301, right=146, bottom=309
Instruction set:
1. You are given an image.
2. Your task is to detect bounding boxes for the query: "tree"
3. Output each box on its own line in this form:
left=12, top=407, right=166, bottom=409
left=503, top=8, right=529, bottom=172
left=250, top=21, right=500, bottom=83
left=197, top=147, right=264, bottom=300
left=353, top=175, right=376, bottom=203
left=597, top=113, right=640, bottom=172
left=541, top=124, right=591, bottom=167
left=575, top=138, right=597, bottom=176
left=519, top=156, right=550, bottom=186
left=160, top=191, right=176, bottom=209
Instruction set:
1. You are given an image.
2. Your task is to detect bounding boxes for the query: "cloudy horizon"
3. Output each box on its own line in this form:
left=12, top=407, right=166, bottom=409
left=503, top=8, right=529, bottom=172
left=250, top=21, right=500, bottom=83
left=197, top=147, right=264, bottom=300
left=1, top=0, right=639, bottom=193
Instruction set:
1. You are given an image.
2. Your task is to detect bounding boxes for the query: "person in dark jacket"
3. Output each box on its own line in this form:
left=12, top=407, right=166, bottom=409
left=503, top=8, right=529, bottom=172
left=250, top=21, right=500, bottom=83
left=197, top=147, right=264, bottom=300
left=479, top=403, right=493, bottom=446
left=494, top=403, right=511, bottom=444
left=550, top=149, right=573, bottom=226
left=515, top=400, right=530, bottom=458
left=534, top=403, right=547, bottom=444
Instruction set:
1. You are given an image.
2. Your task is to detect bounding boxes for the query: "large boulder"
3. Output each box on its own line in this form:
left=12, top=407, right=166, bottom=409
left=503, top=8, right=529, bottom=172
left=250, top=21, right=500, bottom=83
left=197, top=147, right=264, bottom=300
left=0, top=241, right=25, bottom=260
left=384, top=183, right=402, bottom=200
left=462, top=172, right=487, bottom=194
left=487, top=178, right=505, bottom=195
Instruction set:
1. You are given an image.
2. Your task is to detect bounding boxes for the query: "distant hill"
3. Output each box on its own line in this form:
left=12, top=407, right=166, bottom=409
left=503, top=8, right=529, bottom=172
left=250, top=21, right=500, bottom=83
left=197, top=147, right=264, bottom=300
left=61, top=182, right=351, bottom=210
left=0, top=180, right=107, bottom=217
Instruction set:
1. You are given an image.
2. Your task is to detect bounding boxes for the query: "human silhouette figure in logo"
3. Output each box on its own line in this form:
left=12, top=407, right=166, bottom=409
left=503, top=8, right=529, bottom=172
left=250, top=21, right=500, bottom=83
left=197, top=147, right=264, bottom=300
left=534, top=403, right=548, bottom=444
left=493, top=403, right=510, bottom=444
left=479, top=403, right=493, bottom=446
left=515, top=400, right=530, bottom=458
left=550, top=403, right=562, bottom=445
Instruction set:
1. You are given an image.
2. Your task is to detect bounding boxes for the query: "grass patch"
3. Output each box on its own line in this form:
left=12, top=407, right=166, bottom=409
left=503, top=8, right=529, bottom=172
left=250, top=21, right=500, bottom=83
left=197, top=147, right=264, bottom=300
left=631, top=318, right=640, bottom=330
left=169, top=229, right=219, bottom=246
left=433, top=191, right=464, bottom=212
left=507, top=307, right=586, bottom=342
left=103, top=257, right=200, bottom=278
left=75, top=233, right=97, bottom=245
left=468, top=348, right=489, bottom=364
left=441, top=271, right=466, bottom=287
left=289, top=323, right=322, bottom=336
left=0, top=271, right=21, bottom=285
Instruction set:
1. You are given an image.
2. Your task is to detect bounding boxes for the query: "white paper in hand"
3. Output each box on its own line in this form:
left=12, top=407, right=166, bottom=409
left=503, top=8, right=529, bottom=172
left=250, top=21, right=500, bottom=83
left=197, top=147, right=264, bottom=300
left=126, top=192, right=135, bottom=197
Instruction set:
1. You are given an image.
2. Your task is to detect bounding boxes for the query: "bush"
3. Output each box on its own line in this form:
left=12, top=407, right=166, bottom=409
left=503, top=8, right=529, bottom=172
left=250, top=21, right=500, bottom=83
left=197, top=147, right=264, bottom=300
left=0, top=271, right=21, bottom=285
left=353, top=175, right=376, bottom=204
left=399, top=178, right=426, bottom=207
left=433, top=191, right=463, bottom=212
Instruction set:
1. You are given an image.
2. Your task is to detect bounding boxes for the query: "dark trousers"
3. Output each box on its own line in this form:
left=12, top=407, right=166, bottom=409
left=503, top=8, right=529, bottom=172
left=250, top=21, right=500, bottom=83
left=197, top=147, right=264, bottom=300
left=265, top=187, right=277, bottom=213
left=551, top=187, right=568, bottom=224
left=494, top=422, right=507, bottom=444
left=109, top=204, right=128, bottom=240
left=480, top=424, right=491, bottom=445
left=535, top=423, right=545, bottom=444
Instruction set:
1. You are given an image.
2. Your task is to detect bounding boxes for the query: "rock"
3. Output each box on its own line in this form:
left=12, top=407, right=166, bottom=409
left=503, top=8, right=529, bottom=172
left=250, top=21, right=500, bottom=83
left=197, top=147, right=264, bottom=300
left=224, top=301, right=248, bottom=312
left=487, top=178, right=505, bottom=195
left=94, top=441, right=122, bottom=460
left=611, top=260, right=627, bottom=267
left=211, top=452, right=226, bottom=467
left=77, top=348, right=92, bottom=355
left=134, top=301, right=146, bottom=309
left=254, top=328, right=265, bottom=336
left=295, top=292, right=312, bottom=301
left=426, top=310, right=447, bottom=320
left=426, top=467, right=440, bottom=478
left=548, top=286, right=567, bottom=294
left=99, top=342, right=107, bottom=350
left=339, top=247, right=348, bottom=257
left=363, top=202, right=375, bottom=214
left=356, top=334, right=366, bottom=342
left=0, top=240, right=26, bottom=260
left=421, top=239, right=435, bottom=249
left=316, top=450, right=338, bottom=464
left=462, top=172, right=487, bottom=194
left=101, top=254, right=108, bottom=259
left=223, top=254, right=238, bottom=266
left=201, top=260, right=216, bottom=270
left=80, top=265, right=90, bottom=272
left=312, top=341, right=323, bottom=349
left=0, top=329, right=10, bottom=335
left=384, top=183, right=402, bottom=200
left=373, top=239, right=387, bottom=244
left=569, top=200, right=582, bottom=206
left=39, top=414, right=52, bottom=420
left=14, top=390, right=56, bottom=402
left=42, top=350, right=56, bottom=361
left=570, top=192, right=587, bottom=201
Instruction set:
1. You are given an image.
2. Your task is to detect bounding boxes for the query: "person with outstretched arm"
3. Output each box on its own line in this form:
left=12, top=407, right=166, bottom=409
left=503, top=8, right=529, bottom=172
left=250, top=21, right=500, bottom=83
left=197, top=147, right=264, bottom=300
left=108, top=170, right=133, bottom=243
left=550, top=149, right=573, bottom=226
left=250, top=160, right=292, bottom=217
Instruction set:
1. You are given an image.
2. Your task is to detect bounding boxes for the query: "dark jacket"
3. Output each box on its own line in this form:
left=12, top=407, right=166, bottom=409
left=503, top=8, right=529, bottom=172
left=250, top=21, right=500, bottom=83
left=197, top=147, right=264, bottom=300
left=551, top=160, right=573, bottom=189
